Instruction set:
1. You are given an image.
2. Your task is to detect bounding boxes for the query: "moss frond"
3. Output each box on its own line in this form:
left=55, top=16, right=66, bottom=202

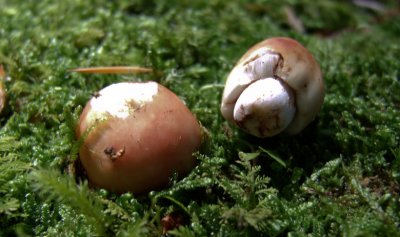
left=168, top=226, right=197, bottom=237
left=0, top=198, right=20, bottom=215
left=116, top=214, right=156, bottom=237
left=0, top=0, right=399, bottom=236
left=29, top=169, right=108, bottom=235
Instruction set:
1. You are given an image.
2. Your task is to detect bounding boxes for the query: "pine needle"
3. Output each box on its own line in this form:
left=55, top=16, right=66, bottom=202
left=70, top=66, right=153, bottom=74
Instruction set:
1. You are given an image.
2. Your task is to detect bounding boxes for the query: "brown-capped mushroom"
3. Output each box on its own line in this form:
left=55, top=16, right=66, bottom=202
left=0, top=65, right=7, bottom=114
left=76, top=81, right=202, bottom=194
left=221, top=37, right=325, bottom=137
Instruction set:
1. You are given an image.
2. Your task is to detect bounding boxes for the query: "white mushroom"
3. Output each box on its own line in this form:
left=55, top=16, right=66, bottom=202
left=221, top=37, right=325, bottom=137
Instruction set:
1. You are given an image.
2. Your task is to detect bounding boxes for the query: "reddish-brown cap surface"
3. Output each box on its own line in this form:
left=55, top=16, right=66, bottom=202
left=76, top=82, right=202, bottom=194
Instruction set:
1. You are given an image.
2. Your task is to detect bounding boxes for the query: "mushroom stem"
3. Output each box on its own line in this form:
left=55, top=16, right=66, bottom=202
left=233, top=78, right=295, bottom=137
left=220, top=50, right=281, bottom=122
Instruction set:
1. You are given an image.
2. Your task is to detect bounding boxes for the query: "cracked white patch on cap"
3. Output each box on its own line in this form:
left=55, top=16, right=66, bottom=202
left=233, top=78, right=295, bottom=137
left=86, top=82, right=159, bottom=124
left=221, top=49, right=280, bottom=121
left=241, top=48, right=280, bottom=81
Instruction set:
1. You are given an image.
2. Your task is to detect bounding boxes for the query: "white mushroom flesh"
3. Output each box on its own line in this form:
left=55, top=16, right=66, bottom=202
left=85, top=82, right=158, bottom=124
left=221, top=49, right=281, bottom=122
left=233, top=78, right=295, bottom=137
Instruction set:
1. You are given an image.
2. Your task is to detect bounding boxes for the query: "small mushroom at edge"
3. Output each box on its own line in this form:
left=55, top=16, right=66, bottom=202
left=0, top=65, right=7, bottom=114
left=221, top=37, right=325, bottom=137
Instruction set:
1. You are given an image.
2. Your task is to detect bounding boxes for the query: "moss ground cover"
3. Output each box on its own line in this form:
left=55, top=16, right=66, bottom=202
left=0, top=0, right=399, bottom=236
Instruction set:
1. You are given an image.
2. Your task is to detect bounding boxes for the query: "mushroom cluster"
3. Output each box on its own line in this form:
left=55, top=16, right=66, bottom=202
left=74, top=37, right=324, bottom=194
left=76, top=81, right=202, bottom=194
left=221, top=37, right=325, bottom=137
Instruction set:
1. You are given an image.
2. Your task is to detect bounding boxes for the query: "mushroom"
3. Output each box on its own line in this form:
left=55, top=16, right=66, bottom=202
left=0, top=65, right=7, bottom=114
left=221, top=37, right=324, bottom=137
left=76, top=81, right=202, bottom=194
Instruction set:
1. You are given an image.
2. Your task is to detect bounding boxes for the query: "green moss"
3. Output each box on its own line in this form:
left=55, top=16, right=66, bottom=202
left=0, top=0, right=399, bottom=236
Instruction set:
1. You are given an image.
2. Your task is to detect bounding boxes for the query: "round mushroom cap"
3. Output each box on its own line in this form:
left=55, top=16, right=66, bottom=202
left=239, top=37, right=324, bottom=135
left=76, top=82, right=202, bottom=194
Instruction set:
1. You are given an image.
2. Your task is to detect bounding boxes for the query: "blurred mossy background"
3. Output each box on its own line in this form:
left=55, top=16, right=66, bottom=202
left=0, top=0, right=400, bottom=236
